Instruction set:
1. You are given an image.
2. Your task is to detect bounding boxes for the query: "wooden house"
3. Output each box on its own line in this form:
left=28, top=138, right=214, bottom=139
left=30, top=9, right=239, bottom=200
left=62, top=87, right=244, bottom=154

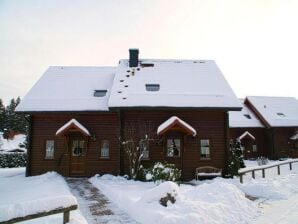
left=16, top=49, right=242, bottom=180
left=229, top=100, right=267, bottom=159
left=244, top=96, right=298, bottom=159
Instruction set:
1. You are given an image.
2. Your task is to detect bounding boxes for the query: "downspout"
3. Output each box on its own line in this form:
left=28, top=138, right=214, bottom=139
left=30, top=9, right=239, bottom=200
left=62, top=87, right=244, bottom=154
left=118, top=110, right=123, bottom=175
left=224, top=112, right=230, bottom=167
left=25, top=115, right=32, bottom=177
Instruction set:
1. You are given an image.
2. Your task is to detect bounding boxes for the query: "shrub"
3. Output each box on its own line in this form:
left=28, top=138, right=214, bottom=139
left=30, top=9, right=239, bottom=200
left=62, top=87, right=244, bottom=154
left=145, top=162, right=181, bottom=183
left=0, top=152, right=27, bottom=168
left=223, top=140, right=245, bottom=178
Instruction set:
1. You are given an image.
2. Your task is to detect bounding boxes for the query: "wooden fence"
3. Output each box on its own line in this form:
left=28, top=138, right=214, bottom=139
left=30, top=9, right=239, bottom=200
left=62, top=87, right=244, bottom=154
left=238, top=159, right=298, bottom=183
left=0, top=205, right=78, bottom=224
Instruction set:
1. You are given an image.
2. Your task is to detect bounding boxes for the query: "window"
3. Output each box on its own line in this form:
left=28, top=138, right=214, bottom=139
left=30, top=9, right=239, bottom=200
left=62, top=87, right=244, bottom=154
left=101, top=140, right=109, bottom=158
left=141, top=143, right=149, bottom=159
left=244, top=114, right=251, bottom=119
left=277, top=112, right=285, bottom=117
left=45, top=140, right=54, bottom=159
left=145, top=84, right=160, bottom=92
left=72, top=140, right=85, bottom=156
left=200, top=139, right=210, bottom=159
left=252, top=144, right=257, bottom=152
left=167, top=138, right=181, bottom=157
left=94, top=90, right=107, bottom=97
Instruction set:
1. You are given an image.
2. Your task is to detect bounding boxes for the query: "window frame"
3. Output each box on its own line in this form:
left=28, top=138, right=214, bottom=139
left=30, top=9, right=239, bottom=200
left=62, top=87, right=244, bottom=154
left=100, top=140, right=110, bottom=159
left=45, top=140, right=55, bottom=160
left=200, top=139, right=211, bottom=160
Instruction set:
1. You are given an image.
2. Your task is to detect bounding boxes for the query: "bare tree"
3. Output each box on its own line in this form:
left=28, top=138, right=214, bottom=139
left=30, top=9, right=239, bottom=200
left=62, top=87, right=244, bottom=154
left=120, top=121, right=155, bottom=180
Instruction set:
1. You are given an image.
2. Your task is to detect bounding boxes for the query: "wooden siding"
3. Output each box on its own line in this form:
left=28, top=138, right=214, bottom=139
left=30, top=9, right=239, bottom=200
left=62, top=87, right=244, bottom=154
left=229, top=128, right=268, bottom=158
left=272, top=127, right=298, bottom=158
left=29, top=113, right=120, bottom=177
left=121, top=110, right=227, bottom=181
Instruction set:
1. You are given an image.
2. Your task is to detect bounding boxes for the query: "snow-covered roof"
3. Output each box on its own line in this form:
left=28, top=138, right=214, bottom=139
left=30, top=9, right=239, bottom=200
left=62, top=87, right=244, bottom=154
left=246, top=96, right=298, bottom=127
left=16, top=66, right=116, bottom=112
left=0, top=134, right=27, bottom=153
left=56, top=119, right=90, bottom=136
left=157, top=116, right=197, bottom=136
left=237, top=131, right=256, bottom=141
left=229, top=100, right=264, bottom=128
left=108, top=59, right=241, bottom=109
left=290, top=131, right=298, bottom=140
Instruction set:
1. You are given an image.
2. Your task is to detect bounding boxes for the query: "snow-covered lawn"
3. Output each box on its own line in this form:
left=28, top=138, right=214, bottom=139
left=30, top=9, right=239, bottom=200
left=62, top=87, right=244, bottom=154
left=0, top=168, right=87, bottom=224
left=90, top=159, right=298, bottom=224
left=90, top=175, right=257, bottom=224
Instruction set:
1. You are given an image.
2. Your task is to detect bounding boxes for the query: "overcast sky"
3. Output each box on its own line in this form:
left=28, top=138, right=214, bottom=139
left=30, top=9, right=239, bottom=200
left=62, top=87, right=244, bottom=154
left=1, top=0, right=298, bottom=105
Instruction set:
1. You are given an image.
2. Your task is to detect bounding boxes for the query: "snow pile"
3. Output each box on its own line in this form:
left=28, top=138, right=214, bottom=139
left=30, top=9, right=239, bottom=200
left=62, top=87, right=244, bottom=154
left=239, top=174, right=298, bottom=200
left=0, top=133, right=26, bottom=152
left=0, top=171, right=79, bottom=222
left=90, top=175, right=257, bottom=224
left=138, top=181, right=179, bottom=204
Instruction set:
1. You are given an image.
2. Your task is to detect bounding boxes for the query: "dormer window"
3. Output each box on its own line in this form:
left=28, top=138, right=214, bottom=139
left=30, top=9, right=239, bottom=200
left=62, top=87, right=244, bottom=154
left=94, top=90, right=107, bottom=97
left=277, top=112, right=285, bottom=117
left=141, top=63, right=154, bottom=68
left=244, top=114, right=251, bottom=119
left=145, top=84, right=160, bottom=92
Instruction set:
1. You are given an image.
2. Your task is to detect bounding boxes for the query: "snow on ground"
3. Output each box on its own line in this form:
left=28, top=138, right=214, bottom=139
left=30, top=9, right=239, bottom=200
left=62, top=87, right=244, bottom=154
left=0, top=168, right=87, bottom=224
left=90, top=174, right=258, bottom=224
left=0, top=133, right=26, bottom=152
left=90, top=160, right=298, bottom=224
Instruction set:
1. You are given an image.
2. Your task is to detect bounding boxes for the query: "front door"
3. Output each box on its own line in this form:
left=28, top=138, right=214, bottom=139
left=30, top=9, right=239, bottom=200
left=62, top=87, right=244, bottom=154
left=70, top=138, right=86, bottom=176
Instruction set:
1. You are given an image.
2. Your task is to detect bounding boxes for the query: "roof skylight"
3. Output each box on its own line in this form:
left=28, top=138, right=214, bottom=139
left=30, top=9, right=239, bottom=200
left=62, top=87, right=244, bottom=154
left=145, top=84, right=160, bottom=92
left=94, top=90, right=107, bottom=97
left=277, top=112, right=286, bottom=117
left=244, top=114, right=251, bottom=119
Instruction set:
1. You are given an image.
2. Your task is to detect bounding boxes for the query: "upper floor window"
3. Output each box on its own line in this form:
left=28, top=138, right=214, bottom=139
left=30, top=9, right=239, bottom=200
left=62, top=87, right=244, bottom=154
left=167, top=138, right=181, bottom=157
left=94, top=90, right=107, bottom=97
left=45, top=140, right=55, bottom=159
left=101, top=140, right=110, bottom=158
left=200, top=139, right=210, bottom=159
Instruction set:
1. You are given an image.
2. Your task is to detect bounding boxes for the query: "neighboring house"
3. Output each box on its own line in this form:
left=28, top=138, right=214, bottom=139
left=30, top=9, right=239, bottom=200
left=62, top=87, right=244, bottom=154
left=245, top=96, right=298, bottom=159
left=15, top=49, right=241, bottom=180
left=229, top=100, right=267, bottom=159
left=0, top=132, right=27, bottom=153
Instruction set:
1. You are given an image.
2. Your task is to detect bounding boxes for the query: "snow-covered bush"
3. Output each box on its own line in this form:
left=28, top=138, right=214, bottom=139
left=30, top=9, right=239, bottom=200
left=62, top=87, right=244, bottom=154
left=138, top=181, right=180, bottom=207
left=145, top=162, right=181, bottom=183
left=0, top=152, right=27, bottom=168
left=223, top=140, right=245, bottom=178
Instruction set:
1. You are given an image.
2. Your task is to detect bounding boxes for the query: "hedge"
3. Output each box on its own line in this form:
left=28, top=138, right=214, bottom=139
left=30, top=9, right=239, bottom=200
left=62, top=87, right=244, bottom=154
left=0, top=152, right=27, bottom=168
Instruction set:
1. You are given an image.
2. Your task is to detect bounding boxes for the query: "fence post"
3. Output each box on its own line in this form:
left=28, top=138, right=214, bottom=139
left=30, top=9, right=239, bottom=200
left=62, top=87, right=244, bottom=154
left=290, top=162, right=292, bottom=170
left=240, top=174, right=243, bottom=183
left=277, top=165, right=280, bottom=175
left=252, top=170, right=255, bottom=179
left=262, top=169, right=265, bottom=178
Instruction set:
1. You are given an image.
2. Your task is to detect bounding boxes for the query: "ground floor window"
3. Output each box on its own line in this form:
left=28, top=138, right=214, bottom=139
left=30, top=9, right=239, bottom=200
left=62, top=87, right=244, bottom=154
left=101, top=140, right=110, bottom=158
left=167, top=138, right=181, bottom=157
left=252, top=144, right=257, bottom=152
left=200, top=139, right=210, bottom=159
left=45, top=140, right=55, bottom=159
